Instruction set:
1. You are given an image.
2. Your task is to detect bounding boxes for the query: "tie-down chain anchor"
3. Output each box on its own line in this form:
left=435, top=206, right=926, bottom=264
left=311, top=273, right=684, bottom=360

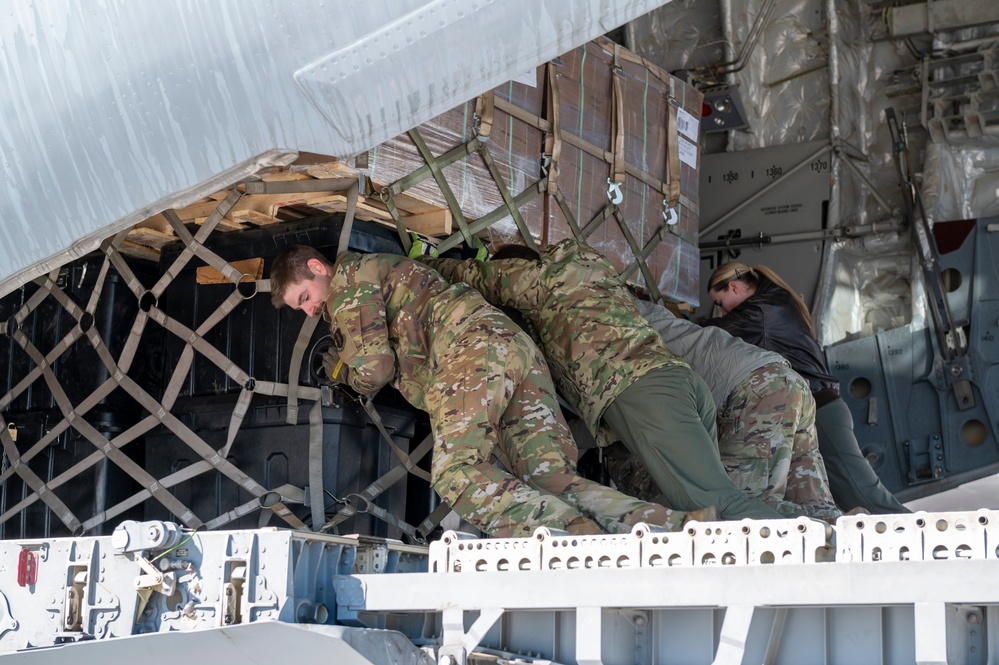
left=111, top=520, right=186, bottom=621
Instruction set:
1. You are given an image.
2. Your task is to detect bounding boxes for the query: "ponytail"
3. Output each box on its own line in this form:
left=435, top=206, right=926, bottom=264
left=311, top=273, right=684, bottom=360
left=708, top=261, right=815, bottom=338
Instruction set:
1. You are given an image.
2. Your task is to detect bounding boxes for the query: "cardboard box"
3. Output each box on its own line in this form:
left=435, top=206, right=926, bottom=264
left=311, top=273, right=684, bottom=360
left=364, top=36, right=702, bottom=303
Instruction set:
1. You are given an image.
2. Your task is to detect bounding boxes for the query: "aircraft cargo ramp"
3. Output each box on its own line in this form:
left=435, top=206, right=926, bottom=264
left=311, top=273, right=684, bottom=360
left=0, top=513, right=996, bottom=664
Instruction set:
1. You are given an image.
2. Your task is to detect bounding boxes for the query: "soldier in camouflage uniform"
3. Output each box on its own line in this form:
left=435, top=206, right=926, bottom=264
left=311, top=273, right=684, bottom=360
left=614, top=300, right=841, bottom=519
left=271, top=245, right=696, bottom=537
left=421, top=239, right=782, bottom=520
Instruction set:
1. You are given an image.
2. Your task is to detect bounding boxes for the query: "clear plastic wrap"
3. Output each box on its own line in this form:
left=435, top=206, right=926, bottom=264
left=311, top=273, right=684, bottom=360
left=362, top=38, right=704, bottom=303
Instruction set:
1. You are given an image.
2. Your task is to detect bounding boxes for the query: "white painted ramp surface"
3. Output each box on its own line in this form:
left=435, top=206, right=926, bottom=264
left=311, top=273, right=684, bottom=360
left=0, top=622, right=428, bottom=665
left=906, top=473, right=999, bottom=511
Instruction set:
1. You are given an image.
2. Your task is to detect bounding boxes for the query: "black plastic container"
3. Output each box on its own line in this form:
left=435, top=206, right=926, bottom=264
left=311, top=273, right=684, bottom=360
left=143, top=393, right=430, bottom=539
left=0, top=253, right=163, bottom=412
left=0, top=215, right=439, bottom=540
left=154, top=215, right=405, bottom=398
left=0, top=252, right=161, bottom=539
left=0, top=409, right=145, bottom=539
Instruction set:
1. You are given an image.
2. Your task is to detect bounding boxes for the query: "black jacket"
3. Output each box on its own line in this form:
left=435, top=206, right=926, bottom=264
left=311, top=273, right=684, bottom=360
left=702, top=278, right=839, bottom=397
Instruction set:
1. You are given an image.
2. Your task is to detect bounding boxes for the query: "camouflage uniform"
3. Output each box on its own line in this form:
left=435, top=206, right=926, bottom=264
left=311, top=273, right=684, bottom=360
left=634, top=300, right=841, bottom=519
left=424, top=240, right=782, bottom=520
left=325, top=252, right=687, bottom=537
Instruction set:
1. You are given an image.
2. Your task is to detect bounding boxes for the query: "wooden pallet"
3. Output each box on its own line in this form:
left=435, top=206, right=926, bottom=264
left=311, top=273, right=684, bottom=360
left=119, top=156, right=451, bottom=260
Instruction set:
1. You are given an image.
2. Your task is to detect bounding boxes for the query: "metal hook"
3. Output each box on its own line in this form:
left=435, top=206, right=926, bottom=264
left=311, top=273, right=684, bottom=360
left=662, top=199, right=678, bottom=225
left=540, top=154, right=552, bottom=176
left=606, top=179, right=623, bottom=205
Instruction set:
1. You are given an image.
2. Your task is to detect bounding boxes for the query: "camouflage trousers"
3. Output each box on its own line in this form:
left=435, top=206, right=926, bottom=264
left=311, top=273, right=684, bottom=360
left=428, top=309, right=687, bottom=537
left=718, top=365, right=841, bottom=519
left=603, top=366, right=782, bottom=520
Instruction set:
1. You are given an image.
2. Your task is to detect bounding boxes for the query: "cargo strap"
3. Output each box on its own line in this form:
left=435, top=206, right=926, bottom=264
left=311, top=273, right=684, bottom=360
left=202, top=483, right=309, bottom=531
left=408, top=127, right=479, bottom=249
left=415, top=500, right=454, bottom=540
left=285, top=315, right=320, bottom=425
left=542, top=62, right=562, bottom=195
left=663, top=78, right=683, bottom=211
left=262, top=306, right=330, bottom=532
left=0, top=193, right=321, bottom=534
left=288, top=177, right=356, bottom=422
left=380, top=187, right=414, bottom=255
left=320, top=433, right=435, bottom=538
left=360, top=395, right=432, bottom=483
left=491, top=94, right=692, bottom=211
left=155, top=191, right=243, bottom=299
left=346, top=494, right=420, bottom=541
left=609, top=206, right=664, bottom=303
left=474, top=91, right=495, bottom=140
left=11, top=325, right=203, bottom=528
left=336, top=177, right=360, bottom=257
left=551, top=188, right=585, bottom=240
left=607, top=44, right=627, bottom=205
left=257, top=484, right=308, bottom=528
left=1, top=414, right=83, bottom=534
left=307, top=399, right=326, bottom=530
left=78, top=381, right=319, bottom=533
left=475, top=142, right=539, bottom=252
left=356, top=492, right=453, bottom=543
left=284, top=178, right=355, bottom=531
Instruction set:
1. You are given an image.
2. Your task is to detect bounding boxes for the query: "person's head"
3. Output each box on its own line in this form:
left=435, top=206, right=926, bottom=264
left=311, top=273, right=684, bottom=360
left=270, top=245, right=334, bottom=317
left=490, top=243, right=541, bottom=262
left=707, top=261, right=814, bottom=336
left=707, top=262, right=759, bottom=315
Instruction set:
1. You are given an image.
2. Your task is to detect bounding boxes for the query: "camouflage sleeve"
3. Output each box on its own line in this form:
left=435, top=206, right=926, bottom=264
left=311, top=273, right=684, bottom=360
left=421, top=256, right=538, bottom=308
left=326, top=263, right=396, bottom=395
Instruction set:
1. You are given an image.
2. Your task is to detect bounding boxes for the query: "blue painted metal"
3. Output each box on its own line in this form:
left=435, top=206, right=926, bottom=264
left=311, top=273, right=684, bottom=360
left=827, top=217, right=999, bottom=500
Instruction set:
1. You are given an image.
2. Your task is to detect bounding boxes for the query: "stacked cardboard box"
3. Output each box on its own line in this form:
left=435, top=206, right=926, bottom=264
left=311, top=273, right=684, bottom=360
left=363, top=36, right=702, bottom=303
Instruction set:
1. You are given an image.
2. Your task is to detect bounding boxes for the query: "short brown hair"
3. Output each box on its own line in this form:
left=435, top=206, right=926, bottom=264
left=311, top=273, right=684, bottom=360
left=270, top=245, right=332, bottom=308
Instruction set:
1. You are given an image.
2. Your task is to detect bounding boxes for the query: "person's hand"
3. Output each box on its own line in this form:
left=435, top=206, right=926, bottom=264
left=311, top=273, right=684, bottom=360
left=321, top=350, right=350, bottom=385
left=466, top=234, right=489, bottom=262
left=407, top=232, right=439, bottom=259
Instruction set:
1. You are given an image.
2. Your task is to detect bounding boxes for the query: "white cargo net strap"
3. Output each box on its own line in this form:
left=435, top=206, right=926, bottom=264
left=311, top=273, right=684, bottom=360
left=0, top=185, right=429, bottom=536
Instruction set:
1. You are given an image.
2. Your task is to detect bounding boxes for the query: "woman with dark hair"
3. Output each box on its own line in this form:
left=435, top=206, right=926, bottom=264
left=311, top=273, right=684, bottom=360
left=703, top=262, right=909, bottom=514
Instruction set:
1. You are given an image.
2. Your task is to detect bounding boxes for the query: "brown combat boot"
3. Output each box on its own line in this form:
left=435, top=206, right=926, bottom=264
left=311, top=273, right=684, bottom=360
left=682, top=506, right=719, bottom=526
left=563, top=516, right=604, bottom=535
